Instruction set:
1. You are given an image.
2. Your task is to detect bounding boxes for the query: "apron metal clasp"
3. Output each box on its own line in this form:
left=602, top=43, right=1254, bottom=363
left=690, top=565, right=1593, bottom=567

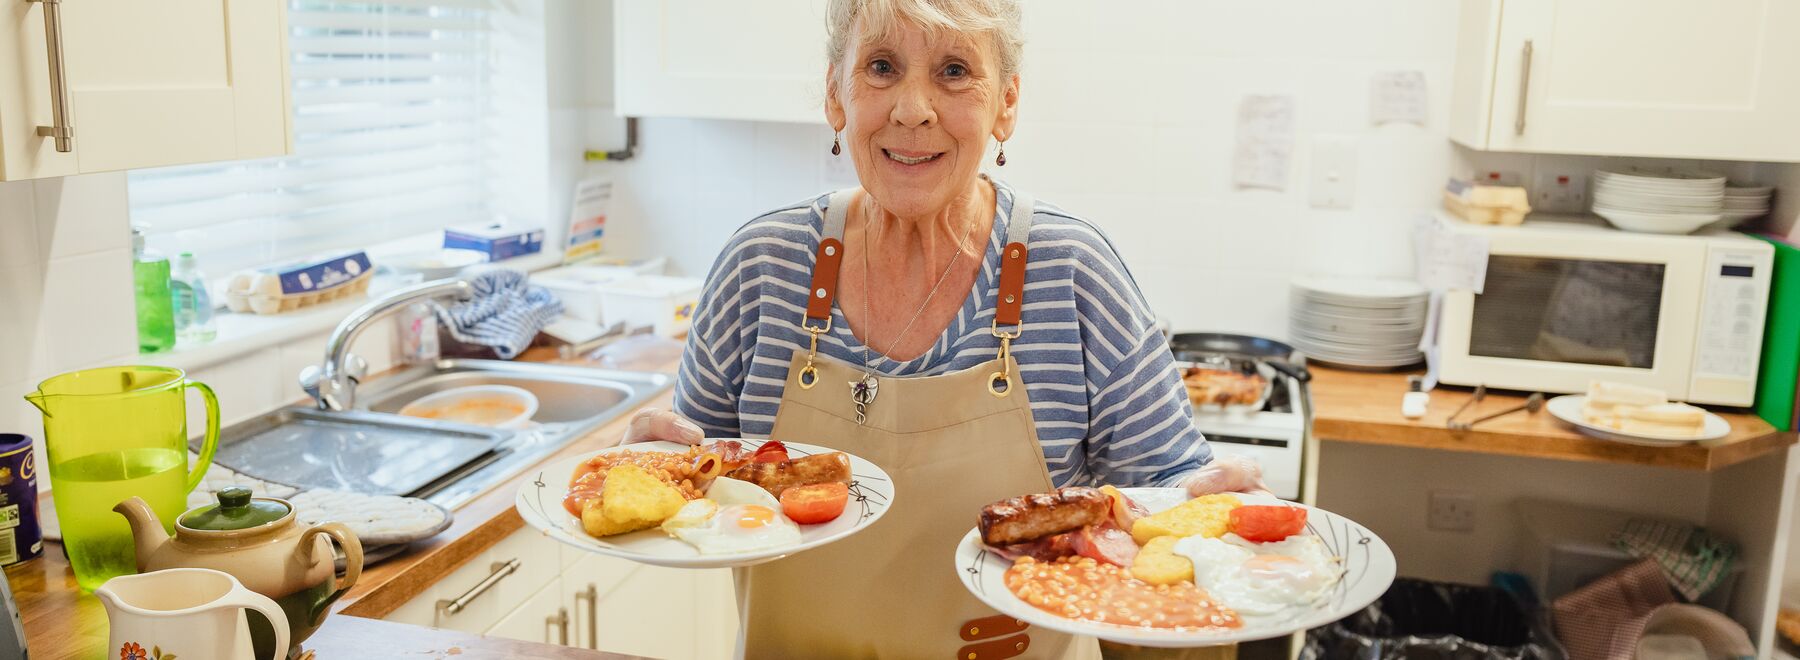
left=988, top=334, right=1014, bottom=398
left=797, top=320, right=831, bottom=390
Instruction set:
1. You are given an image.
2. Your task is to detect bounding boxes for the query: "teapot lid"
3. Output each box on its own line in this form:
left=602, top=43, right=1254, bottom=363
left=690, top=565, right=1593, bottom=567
left=178, top=486, right=289, bottom=531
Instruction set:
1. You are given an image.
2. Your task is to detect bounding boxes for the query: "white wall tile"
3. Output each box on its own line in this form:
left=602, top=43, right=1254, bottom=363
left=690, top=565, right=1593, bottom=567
left=0, top=181, right=41, bottom=268
left=40, top=249, right=136, bottom=371
left=183, top=349, right=282, bottom=432
left=33, top=172, right=130, bottom=259
left=0, top=263, right=47, bottom=387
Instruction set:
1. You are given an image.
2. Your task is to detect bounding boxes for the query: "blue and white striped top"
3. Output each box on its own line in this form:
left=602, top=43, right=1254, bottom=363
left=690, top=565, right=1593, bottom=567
left=673, top=179, right=1212, bottom=488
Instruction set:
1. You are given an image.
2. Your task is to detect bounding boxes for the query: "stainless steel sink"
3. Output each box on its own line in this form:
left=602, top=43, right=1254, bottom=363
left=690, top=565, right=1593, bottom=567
left=209, top=359, right=672, bottom=511
left=354, top=359, right=673, bottom=508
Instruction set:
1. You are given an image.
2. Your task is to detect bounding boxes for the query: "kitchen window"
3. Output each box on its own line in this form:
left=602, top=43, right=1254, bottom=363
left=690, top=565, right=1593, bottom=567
left=127, top=0, right=541, bottom=276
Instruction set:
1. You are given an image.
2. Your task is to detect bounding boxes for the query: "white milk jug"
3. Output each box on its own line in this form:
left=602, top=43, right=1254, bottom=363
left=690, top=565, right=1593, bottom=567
left=97, top=568, right=290, bottom=660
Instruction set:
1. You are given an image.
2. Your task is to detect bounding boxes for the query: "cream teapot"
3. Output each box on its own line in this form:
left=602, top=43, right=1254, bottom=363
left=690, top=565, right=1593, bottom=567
left=116, top=487, right=362, bottom=659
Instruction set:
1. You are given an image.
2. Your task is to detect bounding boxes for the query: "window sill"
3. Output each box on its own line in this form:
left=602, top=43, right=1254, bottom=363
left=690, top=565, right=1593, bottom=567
left=140, top=250, right=568, bottom=373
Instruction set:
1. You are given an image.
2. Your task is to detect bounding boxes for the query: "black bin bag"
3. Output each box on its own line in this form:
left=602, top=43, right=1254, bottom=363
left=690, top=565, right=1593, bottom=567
left=1301, top=578, right=1564, bottom=660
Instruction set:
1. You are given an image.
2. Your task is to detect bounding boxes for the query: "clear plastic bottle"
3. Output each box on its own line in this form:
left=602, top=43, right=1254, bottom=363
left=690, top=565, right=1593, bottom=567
left=169, top=251, right=217, bottom=345
left=132, top=228, right=176, bottom=353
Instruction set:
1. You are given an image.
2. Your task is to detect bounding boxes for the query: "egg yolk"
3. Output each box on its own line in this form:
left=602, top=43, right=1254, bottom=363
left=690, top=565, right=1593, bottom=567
left=735, top=505, right=777, bottom=528
left=1243, top=555, right=1301, bottom=570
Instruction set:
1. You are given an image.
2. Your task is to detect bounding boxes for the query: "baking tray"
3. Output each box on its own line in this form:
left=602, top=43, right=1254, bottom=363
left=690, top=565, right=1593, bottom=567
left=196, top=407, right=508, bottom=497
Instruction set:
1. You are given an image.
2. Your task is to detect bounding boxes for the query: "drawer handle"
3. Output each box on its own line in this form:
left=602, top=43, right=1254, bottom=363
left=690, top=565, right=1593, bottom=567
left=436, top=558, right=520, bottom=616
left=25, top=0, right=73, bottom=152
left=575, top=583, right=598, bottom=649
left=545, top=606, right=569, bottom=646
left=1514, top=39, right=1533, bottom=136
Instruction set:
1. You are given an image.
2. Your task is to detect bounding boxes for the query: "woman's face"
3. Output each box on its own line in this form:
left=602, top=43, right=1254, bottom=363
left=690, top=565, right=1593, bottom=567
left=827, top=18, right=1019, bottom=219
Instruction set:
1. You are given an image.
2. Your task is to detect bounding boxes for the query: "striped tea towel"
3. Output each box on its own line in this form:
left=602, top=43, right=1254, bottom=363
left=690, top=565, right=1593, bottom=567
left=433, top=269, right=563, bottom=359
left=1611, top=519, right=1737, bottom=602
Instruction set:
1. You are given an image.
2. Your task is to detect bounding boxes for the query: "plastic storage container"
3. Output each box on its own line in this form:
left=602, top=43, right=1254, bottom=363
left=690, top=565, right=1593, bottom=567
left=1513, top=499, right=1740, bottom=611
left=596, top=275, right=703, bottom=337
left=533, top=265, right=645, bottom=323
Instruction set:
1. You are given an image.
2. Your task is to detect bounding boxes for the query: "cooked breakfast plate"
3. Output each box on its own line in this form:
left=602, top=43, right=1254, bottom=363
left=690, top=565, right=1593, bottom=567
left=953, top=488, right=1395, bottom=647
left=516, top=439, right=893, bottom=568
left=1546, top=394, right=1730, bottom=445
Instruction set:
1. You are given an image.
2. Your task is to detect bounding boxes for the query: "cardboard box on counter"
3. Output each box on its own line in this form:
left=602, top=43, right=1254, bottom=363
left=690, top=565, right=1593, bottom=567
left=444, top=222, right=545, bottom=261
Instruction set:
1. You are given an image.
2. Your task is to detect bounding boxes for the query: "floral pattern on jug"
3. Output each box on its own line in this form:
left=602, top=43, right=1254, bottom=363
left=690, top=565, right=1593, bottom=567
left=120, top=642, right=177, bottom=660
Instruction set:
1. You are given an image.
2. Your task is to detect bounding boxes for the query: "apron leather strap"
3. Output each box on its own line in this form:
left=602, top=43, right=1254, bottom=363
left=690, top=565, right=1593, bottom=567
left=995, top=191, right=1034, bottom=330
left=806, top=183, right=1035, bottom=331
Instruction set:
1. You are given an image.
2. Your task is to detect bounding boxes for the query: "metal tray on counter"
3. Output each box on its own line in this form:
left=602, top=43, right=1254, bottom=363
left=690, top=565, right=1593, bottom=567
left=195, top=407, right=510, bottom=498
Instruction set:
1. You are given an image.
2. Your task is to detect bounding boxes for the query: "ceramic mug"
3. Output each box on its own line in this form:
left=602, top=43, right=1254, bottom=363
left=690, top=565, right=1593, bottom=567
left=96, top=567, right=289, bottom=660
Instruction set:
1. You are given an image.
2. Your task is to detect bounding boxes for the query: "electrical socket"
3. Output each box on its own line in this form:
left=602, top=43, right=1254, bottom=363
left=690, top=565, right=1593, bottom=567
left=1533, top=171, right=1590, bottom=214
left=1427, top=490, right=1475, bottom=532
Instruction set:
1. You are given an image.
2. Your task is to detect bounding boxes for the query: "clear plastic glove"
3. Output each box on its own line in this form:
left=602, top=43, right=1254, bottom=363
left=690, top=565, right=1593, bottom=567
left=1182, top=454, right=1275, bottom=498
left=621, top=407, right=705, bottom=446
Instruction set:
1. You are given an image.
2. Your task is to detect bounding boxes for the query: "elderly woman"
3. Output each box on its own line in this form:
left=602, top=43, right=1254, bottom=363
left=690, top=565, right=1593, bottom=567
left=627, top=0, right=1267, bottom=656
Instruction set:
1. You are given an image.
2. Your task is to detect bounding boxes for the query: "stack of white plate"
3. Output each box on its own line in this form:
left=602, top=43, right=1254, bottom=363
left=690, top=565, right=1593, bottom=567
left=1592, top=169, right=1725, bottom=234
left=1288, top=277, right=1427, bottom=369
left=1702, top=184, right=1775, bottom=231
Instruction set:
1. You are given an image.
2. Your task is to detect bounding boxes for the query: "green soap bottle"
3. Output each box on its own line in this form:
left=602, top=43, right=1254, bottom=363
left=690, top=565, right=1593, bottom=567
left=132, top=227, right=175, bottom=353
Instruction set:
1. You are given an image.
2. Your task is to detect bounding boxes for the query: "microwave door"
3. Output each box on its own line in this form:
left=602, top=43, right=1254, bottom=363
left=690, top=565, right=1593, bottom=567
left=1439, top=246, right=1701, bottom=398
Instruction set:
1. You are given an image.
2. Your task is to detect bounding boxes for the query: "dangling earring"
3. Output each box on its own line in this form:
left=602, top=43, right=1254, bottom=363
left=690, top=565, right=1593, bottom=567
left=831, top=132, right=842, bottom=156
left=995, top=141, right=1007, bottom=167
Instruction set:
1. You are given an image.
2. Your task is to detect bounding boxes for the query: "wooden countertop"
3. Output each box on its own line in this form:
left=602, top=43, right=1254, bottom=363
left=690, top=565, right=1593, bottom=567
left=1308, top=367, right=1797, bottom=471
left=9, top=342, right=681, bottom=659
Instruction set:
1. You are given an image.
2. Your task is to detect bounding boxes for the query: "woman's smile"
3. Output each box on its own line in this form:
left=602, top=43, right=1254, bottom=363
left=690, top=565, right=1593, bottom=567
left=882, top=147, right=946, bottom=167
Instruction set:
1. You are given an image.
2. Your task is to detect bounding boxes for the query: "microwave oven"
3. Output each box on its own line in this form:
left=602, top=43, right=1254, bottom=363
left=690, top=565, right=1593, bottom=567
left=1436, top=215, right=1773, bottom=406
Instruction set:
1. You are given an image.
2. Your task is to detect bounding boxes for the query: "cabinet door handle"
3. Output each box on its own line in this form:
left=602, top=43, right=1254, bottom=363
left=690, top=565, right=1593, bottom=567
left=575, top=583, right=598, bottom=649
left=1514, top=39, right=1534, bottom=136
left=25, top=0, right=73, bottom=152
left=545, top=607, right=570, bottom=646
left=435, top=558, right=520, bottom=616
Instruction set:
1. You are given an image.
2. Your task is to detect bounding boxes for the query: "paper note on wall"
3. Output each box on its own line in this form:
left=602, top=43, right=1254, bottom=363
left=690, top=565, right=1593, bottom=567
left=1232, top=95, right=1295, bottom=191
left=565, top=177, right=612, bottom=264
left=1370, top=71, right=1428, bottom=126
left=1412, top=215, right=1489, bottom=293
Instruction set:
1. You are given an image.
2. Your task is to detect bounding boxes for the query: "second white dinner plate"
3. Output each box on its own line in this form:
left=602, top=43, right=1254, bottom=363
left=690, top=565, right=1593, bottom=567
left=1545, top=395, right=1730, bottom=445
left=954, top=489, right=1396, bottom=647
left=516, top=439, right=894, bottom=568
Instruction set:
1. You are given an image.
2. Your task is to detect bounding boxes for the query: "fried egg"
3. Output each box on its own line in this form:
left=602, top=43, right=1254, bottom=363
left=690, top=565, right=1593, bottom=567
left=661, top=477, right=801, bottom=554
left=1173, top=533, right=1341, bottom=616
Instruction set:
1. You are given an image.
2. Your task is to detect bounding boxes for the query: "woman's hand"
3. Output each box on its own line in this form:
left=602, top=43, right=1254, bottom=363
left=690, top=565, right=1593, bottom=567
left=621, top=408, right=705, bottom=446
left=1182, top=454, right=1274, bottom=498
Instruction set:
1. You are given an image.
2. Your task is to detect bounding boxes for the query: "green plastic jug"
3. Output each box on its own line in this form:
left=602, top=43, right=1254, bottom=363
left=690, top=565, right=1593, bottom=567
left=24, top=366, right=219, bottom=591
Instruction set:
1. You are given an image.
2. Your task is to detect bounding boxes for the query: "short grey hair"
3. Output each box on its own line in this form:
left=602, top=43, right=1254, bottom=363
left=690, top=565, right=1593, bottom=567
left=825, top=0, right=1024, bottom=91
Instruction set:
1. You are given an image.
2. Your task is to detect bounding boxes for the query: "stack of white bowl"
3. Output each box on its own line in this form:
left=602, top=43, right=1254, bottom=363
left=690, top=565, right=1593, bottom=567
left=1706, top=184, right=1775, bottom=231
left=1288, top=277, right=1427, bottom=369
left=1592, top=169, right=1725, bottom=234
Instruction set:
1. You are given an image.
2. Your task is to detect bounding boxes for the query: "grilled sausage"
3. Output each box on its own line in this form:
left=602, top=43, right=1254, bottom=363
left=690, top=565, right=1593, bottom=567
left=978, top=487, right=1110, bottom=546
left=723, top=451, right=853, bottom=497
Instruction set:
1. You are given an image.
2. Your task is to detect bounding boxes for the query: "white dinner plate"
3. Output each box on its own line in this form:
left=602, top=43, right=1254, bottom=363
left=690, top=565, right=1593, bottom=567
left=954, top=489, right=1396, bottom=647
left=1289, top=277, right=1427, bottom=302
left=1545, top=395, right=1730, bottom=445
left=515, top=439, right=894, bottom=568
left=1593, top=207, right=1721, bottom=234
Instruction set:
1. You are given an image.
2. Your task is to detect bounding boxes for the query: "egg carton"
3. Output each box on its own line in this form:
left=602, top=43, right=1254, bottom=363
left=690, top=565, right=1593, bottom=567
left=225, top=268, right=373, bottom=315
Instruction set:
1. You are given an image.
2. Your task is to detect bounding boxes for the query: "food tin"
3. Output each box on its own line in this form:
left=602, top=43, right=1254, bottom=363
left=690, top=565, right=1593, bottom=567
left=0, top=435, right=42, bottom=565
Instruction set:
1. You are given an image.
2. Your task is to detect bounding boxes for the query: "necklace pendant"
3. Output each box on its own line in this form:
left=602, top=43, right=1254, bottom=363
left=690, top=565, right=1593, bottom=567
left=850, top=374, right=879, bottom=425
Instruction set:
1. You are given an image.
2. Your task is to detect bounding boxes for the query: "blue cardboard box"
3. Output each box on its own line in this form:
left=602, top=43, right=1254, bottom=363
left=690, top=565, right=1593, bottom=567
left=444, top=222, right=545, bottom=261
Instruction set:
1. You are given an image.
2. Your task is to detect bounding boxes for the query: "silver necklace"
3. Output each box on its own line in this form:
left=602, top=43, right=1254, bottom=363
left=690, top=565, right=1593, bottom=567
left=849, top=200, right=981, bottom=424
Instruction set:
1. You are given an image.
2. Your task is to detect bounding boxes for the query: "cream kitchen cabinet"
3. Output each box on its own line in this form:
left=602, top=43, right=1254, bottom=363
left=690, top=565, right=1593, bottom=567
left=382, top=528, right=563, bottom=633
left=0, top=0, right=291, bottom=181
left=1450, top=0, right=1800, bottom=161
left=487, top=577, right=573, bottom=646
left=613, top=0, right=828, bottom=124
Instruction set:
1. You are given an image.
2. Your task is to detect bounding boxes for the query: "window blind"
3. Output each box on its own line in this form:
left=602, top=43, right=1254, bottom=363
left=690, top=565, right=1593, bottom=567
left=128, top=0, right=501, bottom=275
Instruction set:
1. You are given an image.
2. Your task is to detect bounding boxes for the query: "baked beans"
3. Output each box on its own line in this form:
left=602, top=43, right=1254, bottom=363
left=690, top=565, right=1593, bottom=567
left=1004, top=556, right=1241, bottom=630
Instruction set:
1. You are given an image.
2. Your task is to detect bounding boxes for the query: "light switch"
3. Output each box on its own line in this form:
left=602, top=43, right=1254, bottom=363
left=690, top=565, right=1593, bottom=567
left=1309, top=136, right=1357, bottom=209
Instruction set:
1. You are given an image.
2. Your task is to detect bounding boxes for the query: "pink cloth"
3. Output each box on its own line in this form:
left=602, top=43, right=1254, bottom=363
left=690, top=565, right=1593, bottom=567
left=1551, top=558, right=1675, bottom=660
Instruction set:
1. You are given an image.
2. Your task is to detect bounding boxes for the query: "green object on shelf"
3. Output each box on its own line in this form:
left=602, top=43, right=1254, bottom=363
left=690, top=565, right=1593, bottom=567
left=132, top=228, right=175, bottom=354
left=1752, top=233, right=1800, bottom=432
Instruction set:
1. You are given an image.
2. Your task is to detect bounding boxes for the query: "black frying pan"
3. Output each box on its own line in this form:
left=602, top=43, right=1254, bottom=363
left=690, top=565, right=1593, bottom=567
left=1169, top=332, right=1312, bottom=383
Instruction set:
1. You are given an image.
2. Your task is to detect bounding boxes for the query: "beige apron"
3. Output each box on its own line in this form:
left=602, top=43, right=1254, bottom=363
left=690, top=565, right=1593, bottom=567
left=736, top=187, right=1233, bottom=660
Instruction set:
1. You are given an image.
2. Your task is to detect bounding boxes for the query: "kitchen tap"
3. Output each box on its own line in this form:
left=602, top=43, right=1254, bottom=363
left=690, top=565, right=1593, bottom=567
left=300, top=278, right=473, bottom=411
